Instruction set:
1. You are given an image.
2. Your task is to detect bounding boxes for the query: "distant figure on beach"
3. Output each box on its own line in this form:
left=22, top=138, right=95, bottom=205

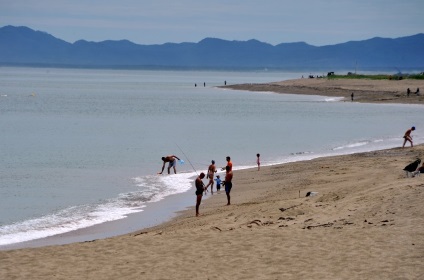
left=224, top=165, right=233, bottom=205
left=402, top=126, right=415, bottom=148
left=257, top=153, right=261, bottom=171
left=215, top=175, right=222, bottom=192
left=416, top=88, right=420, bottom=95
left=407, top=88, right=411, bottom=97
left=204, top=160, right=217, bottom=194
left=204, top=82, right=206, bottom=87
left=222, top=156, right=233, bottom=171
left=158, top=155, right=181, bottom=174
left=195, top=172, right=206, bottom=216
left=224, top=80, right=227, bottom=85
left=195, top=83, right=197, bottom=87
left=351, top=92, right=354, bottom=101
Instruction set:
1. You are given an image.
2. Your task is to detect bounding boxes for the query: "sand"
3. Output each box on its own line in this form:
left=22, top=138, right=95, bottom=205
left=1, top=78, right=424, bottom=280
left=224, top=78, right=424, bottom=104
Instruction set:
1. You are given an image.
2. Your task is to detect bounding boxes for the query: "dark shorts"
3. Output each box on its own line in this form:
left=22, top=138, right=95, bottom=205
left=225, top=182, right=232, bottom=193
left=195, top=190, right=203, bottom=196
left=217, top=184, right=221, bottom=190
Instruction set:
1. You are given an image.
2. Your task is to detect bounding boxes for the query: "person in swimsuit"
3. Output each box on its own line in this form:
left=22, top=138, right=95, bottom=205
left=402, top=126, right=415, bottom=148
left=158, top=155, right=180, bottom=174
left=195, top=172, right=205, bottom=216
left=224, top=165, right=233, bottom=205
left=204, top=160, right=217, bottom=194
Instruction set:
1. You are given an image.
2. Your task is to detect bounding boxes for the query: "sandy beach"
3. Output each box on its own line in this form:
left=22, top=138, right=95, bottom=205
left=1, top=78, right=424, bottom=280
left=224, top=78, right=424, bottom=104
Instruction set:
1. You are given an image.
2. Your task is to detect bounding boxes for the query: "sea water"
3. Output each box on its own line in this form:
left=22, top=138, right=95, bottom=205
left=0, top=67, right=423, bottom=247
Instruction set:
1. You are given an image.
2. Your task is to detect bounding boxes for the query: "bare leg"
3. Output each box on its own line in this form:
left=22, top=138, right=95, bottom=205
left=196, top=195, right=202, bottom=216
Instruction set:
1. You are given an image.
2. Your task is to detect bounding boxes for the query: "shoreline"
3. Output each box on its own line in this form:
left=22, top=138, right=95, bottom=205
left=1, top=78, right=424, bottom=279
left=2, top=144, right=423, bottom=279
left=222, top=78, right=424, bottom=104
left=0, top=187, right=198, bottom=250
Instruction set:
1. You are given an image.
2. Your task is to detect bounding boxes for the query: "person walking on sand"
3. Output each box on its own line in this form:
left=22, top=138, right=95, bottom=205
left=402, top=126, right=415, bottom=148
left=224, top=165, right=233, bottom=205
left=158, top=155, right=181, bottom=174
left=257, top=153, right=261, bottom=171
left=195, top=172, right=206, bottom=216
left=204, top=160, right=217, bottom=194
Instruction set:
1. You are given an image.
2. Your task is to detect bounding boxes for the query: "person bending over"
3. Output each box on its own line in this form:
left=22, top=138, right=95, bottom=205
left=158, top=155, right=180, bottom=174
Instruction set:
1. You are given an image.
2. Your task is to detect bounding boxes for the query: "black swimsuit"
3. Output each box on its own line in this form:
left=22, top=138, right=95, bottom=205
left=195, top=179, right=203, bottom=195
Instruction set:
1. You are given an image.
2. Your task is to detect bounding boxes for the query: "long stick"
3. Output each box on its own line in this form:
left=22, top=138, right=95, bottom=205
left=176, top=143, right=199, bottom=175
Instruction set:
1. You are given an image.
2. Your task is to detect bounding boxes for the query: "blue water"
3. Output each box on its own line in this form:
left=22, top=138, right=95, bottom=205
left=0, top=67, right=423, bottom=246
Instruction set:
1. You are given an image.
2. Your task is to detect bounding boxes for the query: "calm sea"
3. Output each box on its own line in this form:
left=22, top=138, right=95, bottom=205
left=0, top=67, right=423, bottom=246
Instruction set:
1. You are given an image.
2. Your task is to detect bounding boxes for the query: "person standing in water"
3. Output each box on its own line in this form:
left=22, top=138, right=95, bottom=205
left=158, top=155, right=181, bottom=174
left=402, top=126, right=415, bottom=148
left=195, top=172, right=206, bottom=216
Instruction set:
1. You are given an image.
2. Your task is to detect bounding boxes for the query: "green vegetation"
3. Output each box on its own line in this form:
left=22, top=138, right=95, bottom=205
left=328, top=73, right=424, bottom=80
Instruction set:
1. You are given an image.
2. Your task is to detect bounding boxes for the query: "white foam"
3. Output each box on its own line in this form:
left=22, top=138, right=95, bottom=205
left=333, top=141, right=369, bottom=150
left=324, top=97, right=344, bottom=102
left=0, top=200, right=144, bottom=246
left=0, top=172, right=200, bottom=246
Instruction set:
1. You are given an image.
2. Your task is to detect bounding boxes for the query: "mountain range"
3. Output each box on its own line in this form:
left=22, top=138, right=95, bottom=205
left=0, top=25, right=423, bottom=70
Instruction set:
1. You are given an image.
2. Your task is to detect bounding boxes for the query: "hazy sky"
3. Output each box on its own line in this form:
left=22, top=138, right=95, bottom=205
left=1, top=0, right=423, bottom=46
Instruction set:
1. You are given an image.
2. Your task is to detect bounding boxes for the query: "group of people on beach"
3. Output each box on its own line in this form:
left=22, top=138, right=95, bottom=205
left=158, top=124, right=417, bottom=217
left=196, top=156, right=233, bottom=216
left=158, top=154, right=261, bottom=217
left=406, top=88, right=420, bottom=97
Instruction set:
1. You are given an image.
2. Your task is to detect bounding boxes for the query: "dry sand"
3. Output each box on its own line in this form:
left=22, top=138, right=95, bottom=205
left=1, top=78, right=424, bottom=280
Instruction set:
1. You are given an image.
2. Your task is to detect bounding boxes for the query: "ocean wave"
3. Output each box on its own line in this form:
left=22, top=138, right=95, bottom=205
left=333, top=141, right=369, bottom=150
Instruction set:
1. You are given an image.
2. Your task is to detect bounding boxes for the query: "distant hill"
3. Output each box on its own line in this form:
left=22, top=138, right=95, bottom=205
left=0, top=25, right=423, bottom=70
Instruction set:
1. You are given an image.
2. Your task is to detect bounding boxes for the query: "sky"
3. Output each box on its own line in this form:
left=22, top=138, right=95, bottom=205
left=1, top=0, right=423, bottom=46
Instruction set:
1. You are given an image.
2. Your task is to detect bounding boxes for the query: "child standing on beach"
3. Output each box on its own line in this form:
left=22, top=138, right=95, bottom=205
left=215, top=175, right=222, bottom=192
